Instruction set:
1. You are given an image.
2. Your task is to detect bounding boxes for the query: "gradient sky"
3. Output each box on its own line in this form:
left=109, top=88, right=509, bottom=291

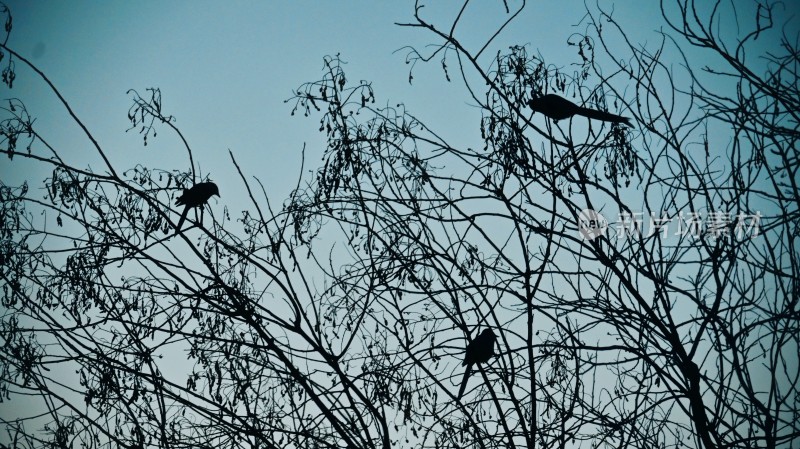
left=1, top=1, right=796, bottom=445
left=2, top=1, right=672, bottom=208
left=0, top=0, right=671, bottom=433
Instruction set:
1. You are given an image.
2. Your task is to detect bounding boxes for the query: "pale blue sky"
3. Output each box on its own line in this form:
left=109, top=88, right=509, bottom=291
left=2, top=1, right=671, bottom=207
left=0, top=1, right=669, bottom=430
left=2, top=2, right=796, bottom=446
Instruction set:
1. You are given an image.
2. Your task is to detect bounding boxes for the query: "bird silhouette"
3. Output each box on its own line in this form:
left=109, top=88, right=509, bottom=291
left=457, top=328, right=497, bottom=400
left=528, top=94, right=631, bottom=126
left=175, top=182, right=220, bottom=233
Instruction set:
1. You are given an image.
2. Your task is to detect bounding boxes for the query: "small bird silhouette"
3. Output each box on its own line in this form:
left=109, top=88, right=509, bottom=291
left=457, top=328, right=497, bottom=400
left=175, top=182, right=220, bottom=233
left=528, top=94, right=631, bottom=126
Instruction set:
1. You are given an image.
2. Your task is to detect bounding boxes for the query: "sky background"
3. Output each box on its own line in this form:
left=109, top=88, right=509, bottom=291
left=1, top=0, right=674, bottom=211
left=1, top=1, right=795, bottom=444
left=0, top=0, right=673, bottom=431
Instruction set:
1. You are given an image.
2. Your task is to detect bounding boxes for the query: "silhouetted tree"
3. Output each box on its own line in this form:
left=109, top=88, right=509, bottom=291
left=1, top=2, right=796, bottom=449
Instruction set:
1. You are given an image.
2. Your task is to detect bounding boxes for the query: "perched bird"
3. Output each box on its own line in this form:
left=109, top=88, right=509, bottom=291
left=175, top=182, right=220, bottom=233
left=457, top=328, right=497, bottom=400
left=528, top=94, right=631, bottom=126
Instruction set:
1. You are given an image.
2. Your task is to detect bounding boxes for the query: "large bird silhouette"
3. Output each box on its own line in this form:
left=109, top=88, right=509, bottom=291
left=456, top=328, right=497, bottom=400
left=528, top=94, right=631, bottom=126
left=175, top=182, right=220, bottom=233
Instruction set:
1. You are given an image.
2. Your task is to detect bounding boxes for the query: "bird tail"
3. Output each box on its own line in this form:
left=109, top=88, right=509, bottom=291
left=576, top=106, right=631, bottom=126
left=176, top=206, right=190, bottom=234
left=457, top=365, right=472, bottom=400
